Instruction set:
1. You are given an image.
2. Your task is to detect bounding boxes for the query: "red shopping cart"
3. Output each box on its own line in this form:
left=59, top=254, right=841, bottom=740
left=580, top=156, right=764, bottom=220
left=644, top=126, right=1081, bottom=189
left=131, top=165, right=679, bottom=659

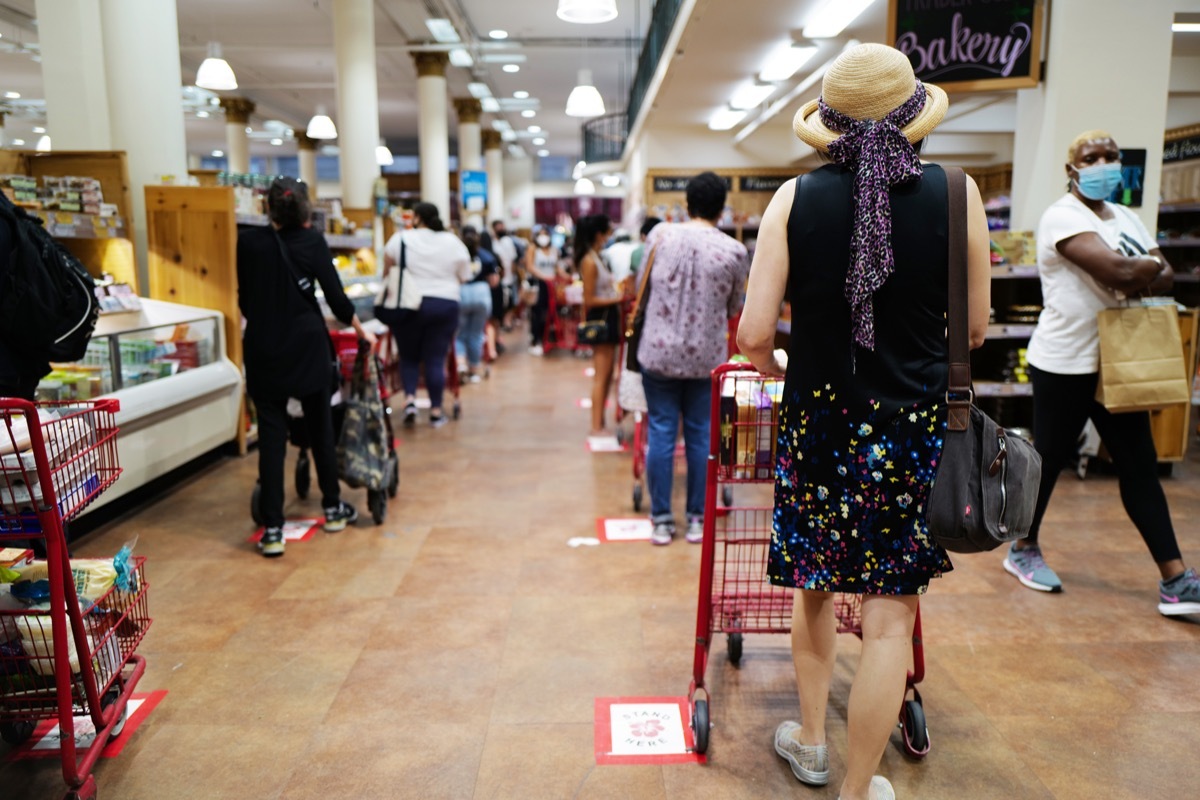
left=686, top=364, right=928, bottom=758
left=0, top=398, right=151, bottom=800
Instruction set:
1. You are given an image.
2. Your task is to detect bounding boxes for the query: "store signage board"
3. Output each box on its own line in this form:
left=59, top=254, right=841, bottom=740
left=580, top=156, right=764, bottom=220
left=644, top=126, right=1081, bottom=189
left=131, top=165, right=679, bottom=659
left=594, top=697, right=705, bottom=765
left=652, top=176, right=732, bottom=193
left=460, top=170, right=488, bottom=212
left=888, top=0, right=1045, bottom=93
left=5, top=691, right=168, bottom=760
left=740, top=175, right=794, bottom=192
left=1163, top=133, right=1200, bottom=164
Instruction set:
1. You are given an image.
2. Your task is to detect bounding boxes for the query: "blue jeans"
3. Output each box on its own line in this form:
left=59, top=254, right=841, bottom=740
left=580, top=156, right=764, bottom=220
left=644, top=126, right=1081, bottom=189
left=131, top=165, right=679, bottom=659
left=456, top=282, right=492, bottom=368
left=641, top=370, right=711, bottom=525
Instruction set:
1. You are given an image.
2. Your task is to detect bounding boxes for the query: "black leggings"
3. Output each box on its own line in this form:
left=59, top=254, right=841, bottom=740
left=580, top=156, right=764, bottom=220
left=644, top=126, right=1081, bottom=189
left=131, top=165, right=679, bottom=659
left=253, top=386, right=342, bottom=529
left=530, top=281, right=551, bottom=346
left=394, top=297, right=459, bottom=410
left=1028, top=366, right=1179, bottom=563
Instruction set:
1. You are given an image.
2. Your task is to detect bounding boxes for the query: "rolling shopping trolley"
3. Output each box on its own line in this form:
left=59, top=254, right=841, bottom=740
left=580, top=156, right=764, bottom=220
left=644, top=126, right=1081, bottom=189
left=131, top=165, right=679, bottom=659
left=0, top=398, right=152, bottom=800
left=686, top=363, right=928, bottom=758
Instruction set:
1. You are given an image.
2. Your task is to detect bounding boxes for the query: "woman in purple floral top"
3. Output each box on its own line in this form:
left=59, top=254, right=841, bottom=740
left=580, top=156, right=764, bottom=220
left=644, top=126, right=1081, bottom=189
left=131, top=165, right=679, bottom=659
left=638, top=172, right=749, bottom=546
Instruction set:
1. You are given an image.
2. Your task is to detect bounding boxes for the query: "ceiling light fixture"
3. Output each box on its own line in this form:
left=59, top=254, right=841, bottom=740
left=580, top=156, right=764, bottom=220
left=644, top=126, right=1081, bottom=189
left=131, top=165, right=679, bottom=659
left=270, top=138, right=284, bottom=146
left=467, top=82, right=492, bottom=99
left=601, top=174, right=621, bottom=188
left=10, top=139, right=24, bottom=147
left=565, top=69, right=605, bottom=117
left=489, top=29, right=509, bottom=40
left=557, top=0, right=618, bottom=24
left=730, top=82, right=777, bottom=110
left=212, top=149, right=224, bottom=157
left=708, top=107, right=748, bottom=131
left=532, top=137, right=546, bottom=145
left=513, top=90, right=529, bottom=99
left=503, top=64, right=520, bottom=73
left=4, top=91, right=20, bottom=99
left=196, top=110, right=210, bottom=118
left=521, top=109, right=536, bottom=118
left=425, top=18, right=461, bottom=43
left=574, top=177, right=597, bottom=195
left=573, top=160, right=586, bottom=179
left=759, top=42, right=819, bottom=82
left=195, top=42, right=238, bottom=91
left=306, top=105, right=338, bottom=139
left=481, top=97, right=501, bottom=112
left=376, top=138, right=394, bottom=166
left=528, top=125, right=542, bottom=133
left=448, top=48, right=474, bottom=67
left=537, top=149, right=550, bottom=157
left=1173, top=22, right=1200, bottom=32
left=802, top=0, right=877, bottom=39
left=502, top=131, right=517, bottom=141
left=32, top=126, right=45, bottom=134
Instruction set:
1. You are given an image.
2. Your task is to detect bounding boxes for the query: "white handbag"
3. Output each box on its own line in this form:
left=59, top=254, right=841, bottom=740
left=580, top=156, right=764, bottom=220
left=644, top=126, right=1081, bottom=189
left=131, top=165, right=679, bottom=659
left=618, top=367, right=647, bottom=413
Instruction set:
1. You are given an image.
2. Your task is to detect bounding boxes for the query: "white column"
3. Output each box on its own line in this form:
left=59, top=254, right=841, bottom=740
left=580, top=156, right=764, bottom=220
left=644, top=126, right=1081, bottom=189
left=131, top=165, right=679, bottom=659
left=36, top=0, right=112, bottom=149
left=1011, top=0, right=1176, bottom=232
left=414, top=52, right=451, bottom=223
left=483, top=130, right=505, bottom=227
left=454, top=98, right=483, bottom=228
left=298, top=135, right=319, bottom=189
left=502, top=155, right=534, bottom=229
left=219, top=97, right=254, bottom=174
left=333, top=0, right=381, bottom=210
left=99, top=0, right=189, bottom=293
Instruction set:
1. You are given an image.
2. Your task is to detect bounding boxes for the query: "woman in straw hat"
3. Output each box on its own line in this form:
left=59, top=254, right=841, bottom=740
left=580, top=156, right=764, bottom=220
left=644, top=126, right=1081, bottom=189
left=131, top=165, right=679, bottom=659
left=738, top=43, right=991, bottom=799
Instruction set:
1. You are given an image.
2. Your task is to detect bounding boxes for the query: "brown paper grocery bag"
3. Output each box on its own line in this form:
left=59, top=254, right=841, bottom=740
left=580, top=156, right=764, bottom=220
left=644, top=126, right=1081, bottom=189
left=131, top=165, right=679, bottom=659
left=1095, top=304, right=1191, bottom=413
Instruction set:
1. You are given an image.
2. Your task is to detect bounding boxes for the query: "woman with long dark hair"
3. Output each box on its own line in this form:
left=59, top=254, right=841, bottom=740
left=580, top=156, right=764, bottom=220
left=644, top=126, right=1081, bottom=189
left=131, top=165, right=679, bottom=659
left=576, top=214, right=623, bottom=438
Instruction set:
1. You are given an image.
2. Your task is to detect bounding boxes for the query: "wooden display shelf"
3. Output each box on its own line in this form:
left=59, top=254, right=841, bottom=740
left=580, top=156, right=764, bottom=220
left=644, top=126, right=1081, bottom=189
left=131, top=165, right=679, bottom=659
left=1149, top=309, right=1200, bottom=462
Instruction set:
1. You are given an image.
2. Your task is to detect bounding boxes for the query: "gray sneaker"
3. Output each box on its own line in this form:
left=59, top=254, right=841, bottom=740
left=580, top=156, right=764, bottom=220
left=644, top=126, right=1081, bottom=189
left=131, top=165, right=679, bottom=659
left=1158, top=568, right=1200, bottom=616
left=774, top=720, right=829, bottom=786
left=650, top=522, right=674, bottom=546
left=1003, top=542, right=1062, bottom=592
left=685, top=518, right=704, bottom=544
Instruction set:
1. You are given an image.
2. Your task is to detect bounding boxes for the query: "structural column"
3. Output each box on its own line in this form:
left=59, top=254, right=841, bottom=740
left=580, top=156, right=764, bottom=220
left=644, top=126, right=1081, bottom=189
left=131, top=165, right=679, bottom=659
left=333, top=0, right=381, bottom=211
left=297, top=134, right=319, bottom=190
left=414, top=52, right=451, bottom=223
left=1010, top=0, right=1176, bottom=232
left=454, top=97, right=483, bottom=227
left=483, top=129, right=505, bottom=227
left=219, top=97, right=255, bottom=174
left=36, top=0, right=112, bottom=149
left=98, top=0, right=189, bottom=293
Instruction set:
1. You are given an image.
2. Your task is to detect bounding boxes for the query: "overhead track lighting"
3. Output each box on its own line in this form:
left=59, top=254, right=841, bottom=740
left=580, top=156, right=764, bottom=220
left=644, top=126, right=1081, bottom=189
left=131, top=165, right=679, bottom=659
left=557, top=0, right=618, bottom=24
left=708, top=107, right=748, bottom=131
left=730, top=82, right=777, bottom=110
left=448, top=48, right=474, bottom=67
left=565, top=69, right=605, bottom=117
left=306, top=105, right=338, bottom=139
left=574, top=177, right=597, bottom=195
left=195, top=42, right=238, bottom=91
left=759, top=42, right=819, bottom=82
left=425, top=18, right=460, bottom=43
left=35, top=135, right=51, bottom=152
left=802, top=0, right=877, bottom=39
left=376, top=139, right=394, bottom=166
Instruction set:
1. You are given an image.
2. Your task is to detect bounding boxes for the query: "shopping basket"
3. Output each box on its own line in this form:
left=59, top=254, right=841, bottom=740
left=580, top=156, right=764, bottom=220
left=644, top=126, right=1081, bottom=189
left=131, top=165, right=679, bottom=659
left=686, top=364, right=928, bottom=758
left=1, top=397, right=151, bottom=800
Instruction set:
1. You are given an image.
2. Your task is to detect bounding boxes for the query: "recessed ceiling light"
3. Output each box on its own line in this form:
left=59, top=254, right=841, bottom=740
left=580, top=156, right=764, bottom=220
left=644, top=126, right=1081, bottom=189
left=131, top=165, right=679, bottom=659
left=513, top=91, right=529, bottom=99
left=532, top=137, right=546, bottom=145
left=467, top=82, right=492, bottom=99
left=481, top=97, right=501, bottom=112
left=708, top=107, right=747, bottom=131
left=489, top=29, right=508, bottom=39
left=270, top=138, right=283, bottom=146
left=245, top=126, right=253, bottom=134
left=425, top=18, right=460, bottom=43
left=448, top=48, right=474, bottom=67
left=32, top=126, right=45, bottom=133
left=212, top=149, right=224, bottom=157
left=11, top=139, right=25, bottom=146
left=521, top=109, right=536, bottom=118
left=4, top=91, right=19, bottom=99
left=502, top=64, right=520, bottom=73
left=602, top=175, right=621, bottom=187
left=501, top=130, right=517, bottom=141
left=196, top=110, right=210, bottom=118
left=537, top=149, right=550, bottom=157
left=528, top=125, right=542, bottom=133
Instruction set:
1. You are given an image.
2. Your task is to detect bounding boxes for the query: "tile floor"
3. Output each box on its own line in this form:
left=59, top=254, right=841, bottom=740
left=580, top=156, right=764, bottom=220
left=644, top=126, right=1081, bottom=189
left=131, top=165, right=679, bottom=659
left=3, top=334, right=1199, bottom=800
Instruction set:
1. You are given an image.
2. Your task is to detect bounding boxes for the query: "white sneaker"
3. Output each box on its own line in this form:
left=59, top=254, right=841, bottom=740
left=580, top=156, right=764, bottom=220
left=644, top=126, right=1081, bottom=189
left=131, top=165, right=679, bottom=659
left=650, top=522, right=674, bottom=546
left=529, top=345, right=544, bottom=357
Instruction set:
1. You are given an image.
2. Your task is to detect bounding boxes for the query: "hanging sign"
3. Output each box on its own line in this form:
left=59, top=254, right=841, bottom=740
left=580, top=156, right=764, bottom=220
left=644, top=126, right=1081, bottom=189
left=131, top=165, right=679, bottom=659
left=739, top=175, right=794, bottom=193
left=460, top=170, right=488, bottom=212
left=1163, top=133, right=1200, bottom=164
left=887, top=0, right=1046, bottom=92
left=652, top=176, right=732, bottom=193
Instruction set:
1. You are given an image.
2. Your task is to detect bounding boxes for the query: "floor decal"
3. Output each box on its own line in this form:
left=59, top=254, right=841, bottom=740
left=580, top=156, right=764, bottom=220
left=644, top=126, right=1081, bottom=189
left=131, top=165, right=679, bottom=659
left=247, top=518, right=321, bottom=544
left=5, top=691, right=168, bottom=760
left=583, top=367, right=596, bottom=377
left=586, top=436, right=625, bottom=453
left=595, top=518, right=652, bottom=543
left=594, top=697, right=705, bottom=765
left=576, top=398, right=616, bottom=410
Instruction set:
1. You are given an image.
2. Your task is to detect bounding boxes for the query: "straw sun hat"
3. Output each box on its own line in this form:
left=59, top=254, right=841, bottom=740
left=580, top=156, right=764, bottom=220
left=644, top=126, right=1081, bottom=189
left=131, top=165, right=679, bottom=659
left=793, top=43, right=948, bottom=152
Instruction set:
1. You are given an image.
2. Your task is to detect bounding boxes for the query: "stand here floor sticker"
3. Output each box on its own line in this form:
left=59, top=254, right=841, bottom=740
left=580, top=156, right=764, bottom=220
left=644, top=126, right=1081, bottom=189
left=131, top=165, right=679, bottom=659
left=596, top=518, right=652, bottom=543
left=586, top=435, right=625, bottom=453
left=594, top=697, right=705, bottom=765
left=247, top=518, right=321, bottom=544
left=5, top=690, right=167, bottom=760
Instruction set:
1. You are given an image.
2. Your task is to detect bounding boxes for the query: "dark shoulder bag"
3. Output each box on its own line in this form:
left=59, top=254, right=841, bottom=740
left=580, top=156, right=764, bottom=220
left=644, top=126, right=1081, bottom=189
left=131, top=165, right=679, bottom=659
left=274, top=229, right=340, bottom=395
left=926, top=167, right=1042, bottom=553
left=623, top=246, right=657, bottom=372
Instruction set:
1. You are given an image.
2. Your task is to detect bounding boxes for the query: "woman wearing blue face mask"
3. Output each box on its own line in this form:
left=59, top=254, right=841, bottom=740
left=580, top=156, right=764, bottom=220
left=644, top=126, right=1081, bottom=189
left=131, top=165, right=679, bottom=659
left=1003, top=130, right=1200, bottom=617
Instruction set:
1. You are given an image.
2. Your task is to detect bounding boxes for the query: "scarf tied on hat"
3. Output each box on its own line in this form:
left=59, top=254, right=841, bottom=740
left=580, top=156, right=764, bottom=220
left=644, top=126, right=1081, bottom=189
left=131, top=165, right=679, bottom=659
left=819, top=81, right=927, bottom=353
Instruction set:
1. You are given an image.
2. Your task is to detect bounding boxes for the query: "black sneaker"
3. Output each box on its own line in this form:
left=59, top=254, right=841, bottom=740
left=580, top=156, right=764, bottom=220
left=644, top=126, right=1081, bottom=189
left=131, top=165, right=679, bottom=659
left=403, top=402, right=417, bottom=428
left=430, top=412, right=448, bottom=429
left=323, top=501, right=358, bottom=532
left=258, top=527, right=285, bottom=557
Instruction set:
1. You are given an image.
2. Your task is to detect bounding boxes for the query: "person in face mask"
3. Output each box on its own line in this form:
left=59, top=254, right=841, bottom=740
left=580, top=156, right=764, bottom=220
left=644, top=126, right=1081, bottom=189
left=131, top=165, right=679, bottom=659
left=524, top=225, right=568, bottom=355
left=1004, top=130, right=1199, bottom=616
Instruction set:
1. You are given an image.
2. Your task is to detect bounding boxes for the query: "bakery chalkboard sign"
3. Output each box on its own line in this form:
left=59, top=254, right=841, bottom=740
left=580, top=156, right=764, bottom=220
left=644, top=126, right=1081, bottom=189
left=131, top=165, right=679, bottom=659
left=888, top=0, right=1045, bottom=93
left=652, top=175, right=732, bottom=193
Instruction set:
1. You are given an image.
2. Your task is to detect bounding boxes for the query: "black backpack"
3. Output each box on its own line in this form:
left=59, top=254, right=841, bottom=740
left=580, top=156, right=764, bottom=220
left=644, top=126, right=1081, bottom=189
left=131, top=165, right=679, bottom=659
left=0, top=195, right=100, bottom=365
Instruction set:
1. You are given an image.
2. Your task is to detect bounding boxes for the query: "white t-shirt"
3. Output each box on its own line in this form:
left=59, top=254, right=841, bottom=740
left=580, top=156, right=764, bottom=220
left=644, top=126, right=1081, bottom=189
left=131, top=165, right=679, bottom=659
left=492, top=235, right=518, bottom=285
left=604, top=241, right=637, bottom=284
left=382, top=228, right=471, bottom=303
left=1025, top=194, right=1157, bottom=375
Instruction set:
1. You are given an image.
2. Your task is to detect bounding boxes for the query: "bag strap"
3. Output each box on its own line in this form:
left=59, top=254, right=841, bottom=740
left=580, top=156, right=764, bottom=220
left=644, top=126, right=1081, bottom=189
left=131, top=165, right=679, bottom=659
left=944, top=166, right=971, bottom=433
left=625, top=246, right=657, bottom=337
left=273, top=228, right=322, bottom=317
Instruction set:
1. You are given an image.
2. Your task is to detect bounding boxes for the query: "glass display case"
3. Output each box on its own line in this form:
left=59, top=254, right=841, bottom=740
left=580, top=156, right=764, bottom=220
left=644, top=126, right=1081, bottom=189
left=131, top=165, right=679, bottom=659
left=37, top=315, right=219, bottom=402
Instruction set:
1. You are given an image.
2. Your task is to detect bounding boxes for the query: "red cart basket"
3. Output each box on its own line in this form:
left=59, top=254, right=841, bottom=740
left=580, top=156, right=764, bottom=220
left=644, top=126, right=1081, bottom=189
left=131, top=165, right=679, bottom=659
left=0, top=398, right=151, bottom=800
left=686, top=364, right=928, bottom=758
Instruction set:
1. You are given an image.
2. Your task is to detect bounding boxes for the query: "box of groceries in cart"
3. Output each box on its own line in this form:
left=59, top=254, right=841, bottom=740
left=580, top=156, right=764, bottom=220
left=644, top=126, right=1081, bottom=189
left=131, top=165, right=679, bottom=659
left=718, top=371, right=784, bottom=480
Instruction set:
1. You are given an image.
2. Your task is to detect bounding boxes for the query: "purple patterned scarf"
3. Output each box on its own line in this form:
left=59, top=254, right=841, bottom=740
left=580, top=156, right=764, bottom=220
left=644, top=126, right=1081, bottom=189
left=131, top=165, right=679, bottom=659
left=819, top=82, right=927, bottom=352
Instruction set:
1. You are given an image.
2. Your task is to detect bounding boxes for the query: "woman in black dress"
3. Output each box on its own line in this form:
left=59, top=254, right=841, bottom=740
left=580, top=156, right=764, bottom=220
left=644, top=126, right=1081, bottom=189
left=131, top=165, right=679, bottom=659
left=738, top=45, right=991, bottom=800
left=237, top=178, right=376, bottom=557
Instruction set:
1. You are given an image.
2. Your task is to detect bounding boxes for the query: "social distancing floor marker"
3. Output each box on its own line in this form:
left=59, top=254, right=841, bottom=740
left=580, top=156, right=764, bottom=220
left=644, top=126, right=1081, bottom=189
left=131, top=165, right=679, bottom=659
left=576, top=398, right=616, bottom=410
left=247, top=518, right=321, bottom=544
left=584, top=367, right=596, bottom=377
left=6, top=691, right=168, bottom=761
left=596, top=518, right=652, bottom=542
left=586, top=436, right=625, bottom=453
left=594, top=697, right=705, bottom=765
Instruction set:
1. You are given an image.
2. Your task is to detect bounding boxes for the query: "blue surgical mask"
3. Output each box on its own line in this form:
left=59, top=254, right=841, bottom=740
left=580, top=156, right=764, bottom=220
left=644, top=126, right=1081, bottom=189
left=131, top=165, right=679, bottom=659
left=1073, top=162, right=1122, bottom=201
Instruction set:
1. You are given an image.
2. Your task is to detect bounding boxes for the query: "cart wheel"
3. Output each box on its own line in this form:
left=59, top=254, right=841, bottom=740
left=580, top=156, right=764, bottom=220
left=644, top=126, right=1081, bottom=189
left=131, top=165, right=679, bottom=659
left=615, top=427, right=626, bottom=446
left=295, top=453, right=311, bottom=500
left=387, top=452, right=400, bottom=498
left=901, top=698, right=930, bottom=757
left=0, top=719, right=35, bottom=746
left=727, top=632, right=743, bottom=667
left=250, top=482, right=264, bottom=527
left=632, top=483, right=643, bottom=512
left=369, top=489, right=386, bottom=525
left=102, top=687, right=128, bottom=741
left=64, top=775, right=97, bottom=800
left=721, top=485, right=734, bottom=508
left=453, top=402, right=462, bottom=420
left=691, top=699, right=710, bottom=754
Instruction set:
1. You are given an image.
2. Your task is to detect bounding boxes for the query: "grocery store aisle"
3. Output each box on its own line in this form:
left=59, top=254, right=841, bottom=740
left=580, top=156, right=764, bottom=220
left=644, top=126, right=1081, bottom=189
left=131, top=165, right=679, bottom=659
left=3, top=327, right=1199, bottom=800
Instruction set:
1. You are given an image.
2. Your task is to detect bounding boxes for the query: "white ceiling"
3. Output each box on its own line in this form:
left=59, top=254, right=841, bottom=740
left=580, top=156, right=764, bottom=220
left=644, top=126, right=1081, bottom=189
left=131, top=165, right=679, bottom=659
left=0, top=0, right=1198, bottom=166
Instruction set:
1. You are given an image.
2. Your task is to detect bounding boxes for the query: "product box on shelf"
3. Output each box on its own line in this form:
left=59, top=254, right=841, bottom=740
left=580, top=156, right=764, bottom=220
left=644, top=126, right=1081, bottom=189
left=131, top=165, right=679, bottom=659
left=991, top=230, right=1037, bottom=266
left=718, top=373, right=783, bottom=479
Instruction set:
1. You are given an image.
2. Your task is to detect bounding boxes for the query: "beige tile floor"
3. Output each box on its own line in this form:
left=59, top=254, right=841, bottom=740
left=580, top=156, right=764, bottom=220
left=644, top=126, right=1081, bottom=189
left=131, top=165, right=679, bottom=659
left=3, top=330, right=1199, bottom=800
